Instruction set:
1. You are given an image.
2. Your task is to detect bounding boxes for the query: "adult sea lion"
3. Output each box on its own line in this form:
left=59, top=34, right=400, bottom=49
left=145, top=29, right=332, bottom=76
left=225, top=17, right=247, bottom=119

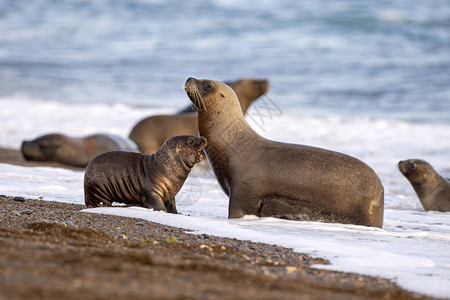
left=178, top=78, right=269, bottom=114
left=184, top=77, right=384, bottom=228
left=21, top=133, right=137, bottom=168
left=84, top=135, right=207, bottom=213
left=128, top=78, right=269, bottom=154
left=398, top=159, right=450, bottom=212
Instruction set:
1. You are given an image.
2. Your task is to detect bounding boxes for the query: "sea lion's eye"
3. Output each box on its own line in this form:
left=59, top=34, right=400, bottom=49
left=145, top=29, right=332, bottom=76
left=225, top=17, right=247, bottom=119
left=187, top=137, right=195, bottom=146
left=203, top=81, right=214, bottom=90
left=410, top=162, right=417, bottom=171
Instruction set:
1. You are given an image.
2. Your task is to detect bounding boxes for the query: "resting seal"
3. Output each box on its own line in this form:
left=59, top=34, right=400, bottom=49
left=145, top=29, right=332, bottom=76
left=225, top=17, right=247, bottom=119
left=129, top=78, right=269, bottom=154
left=398, top=159, right=450, bottom=212
left=21, top=133, right=138, bottom=168
left=184, top=77, right=384, bottom=227
left=84, top=135, right=207, bottom=212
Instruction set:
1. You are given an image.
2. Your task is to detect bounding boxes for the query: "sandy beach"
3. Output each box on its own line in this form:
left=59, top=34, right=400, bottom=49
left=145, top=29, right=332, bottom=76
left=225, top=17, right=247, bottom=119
left=1, top=196, right=433, bottom=300
left=0, top=147, right=435, bottom=299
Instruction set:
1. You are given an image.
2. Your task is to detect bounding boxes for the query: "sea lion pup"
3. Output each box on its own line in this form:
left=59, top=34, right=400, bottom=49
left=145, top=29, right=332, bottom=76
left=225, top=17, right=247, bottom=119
left=84, top=135, right=207, bottom=213
left=184, top=77, right=384, bottom=228
left=178, top=78, right=269, bottom=114
left=21, top=133, right=138, bottom=168
left=128, top=78, right=269, bottom=154
left=398, top=159, right=450, bottom=212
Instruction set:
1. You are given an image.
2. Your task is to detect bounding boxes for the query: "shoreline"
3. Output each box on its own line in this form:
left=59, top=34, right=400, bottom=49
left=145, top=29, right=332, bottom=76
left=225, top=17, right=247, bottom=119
left=0, top=195, right=432, bottom=299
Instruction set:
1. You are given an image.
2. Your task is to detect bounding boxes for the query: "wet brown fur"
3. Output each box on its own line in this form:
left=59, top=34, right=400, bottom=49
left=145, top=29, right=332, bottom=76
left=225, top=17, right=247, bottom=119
left=84, top=135, right=207, bottom=213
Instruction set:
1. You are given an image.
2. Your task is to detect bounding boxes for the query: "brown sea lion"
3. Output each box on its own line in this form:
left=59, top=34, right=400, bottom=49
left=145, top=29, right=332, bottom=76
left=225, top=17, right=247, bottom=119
left=398, top=159, right=450, bottom=212
left=128, top=78, right=269, bottom=154
left=21, top=133, right=138, bottom=168
left=184, top=77, right=384, bottom=228
left=178, top=78, right=269, bottom=114
left=84, top=135, right=207, bottom=213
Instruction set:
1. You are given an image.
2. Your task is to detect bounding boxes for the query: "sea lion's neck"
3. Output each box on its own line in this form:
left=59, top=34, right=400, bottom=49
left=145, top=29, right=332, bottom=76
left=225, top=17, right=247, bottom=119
left=150, top=150, right=191, bottom=198
left=152, top=150, right=191, bottom=176
left=412, top=169, right=447, bottom=209
left=197, top=109, right=258, bottom=196
left=197, top=109, right=253, bottom=154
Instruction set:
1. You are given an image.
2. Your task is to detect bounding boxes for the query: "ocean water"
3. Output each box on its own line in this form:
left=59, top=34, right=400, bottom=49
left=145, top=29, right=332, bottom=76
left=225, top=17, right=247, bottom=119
left=1, top=0, right=449, bottom=297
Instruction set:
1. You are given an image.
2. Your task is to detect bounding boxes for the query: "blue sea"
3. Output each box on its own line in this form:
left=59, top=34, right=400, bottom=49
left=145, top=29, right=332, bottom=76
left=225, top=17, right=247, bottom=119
left=1, top=0, right=449, bottom=121
left=1, top=1, right=450, bottom=297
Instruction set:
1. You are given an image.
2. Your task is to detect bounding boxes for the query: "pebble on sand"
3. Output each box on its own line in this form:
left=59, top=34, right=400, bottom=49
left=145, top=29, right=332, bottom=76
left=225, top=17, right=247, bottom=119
left=13, top=196, right=26, bottom=202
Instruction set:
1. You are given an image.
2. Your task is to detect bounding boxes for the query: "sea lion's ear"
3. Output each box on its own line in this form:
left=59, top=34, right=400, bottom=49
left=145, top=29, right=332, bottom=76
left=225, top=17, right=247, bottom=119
left=220, top=92, right=225, bottom=98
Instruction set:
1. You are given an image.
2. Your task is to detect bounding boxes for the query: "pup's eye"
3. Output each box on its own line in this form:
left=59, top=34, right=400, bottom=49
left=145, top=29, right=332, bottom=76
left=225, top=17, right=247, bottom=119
left=187, top=138, right=195, bottom=146
left=409, top=162, right=417, bottom=171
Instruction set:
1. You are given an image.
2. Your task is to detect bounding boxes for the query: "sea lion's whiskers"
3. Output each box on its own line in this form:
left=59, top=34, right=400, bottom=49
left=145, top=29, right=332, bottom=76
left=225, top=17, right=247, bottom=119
left=193, top=92, right=200, bottom=110
left=195, top=90, right=207, bottom=111
left=188, top=90, right=201, bottom=110
left=194, top=90, right=202, bottom=111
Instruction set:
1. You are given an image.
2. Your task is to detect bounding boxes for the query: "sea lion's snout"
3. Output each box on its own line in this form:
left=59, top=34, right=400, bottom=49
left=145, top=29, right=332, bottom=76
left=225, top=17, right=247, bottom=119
left=197, top=136, right=207, bottom=151
left=184, top=78, right=196, bottom=98
left=398, top=160, right=407, bottom=174
left=193, top=137, right=207, bottom=162
left=184, top=77, right=208, bottom=111
left=399, top=159, right=419, bottom=177
left=186, top=77, right=196, bottom=84
left=21, top=141, right=41, bottom=161
left=257, top=79, right=269, bottom=95
left=184, top=77, right=197, bottom=91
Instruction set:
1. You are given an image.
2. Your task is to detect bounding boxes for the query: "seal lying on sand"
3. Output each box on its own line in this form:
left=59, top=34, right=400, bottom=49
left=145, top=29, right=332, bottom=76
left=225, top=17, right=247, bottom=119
left=84, top=135, right=207, bottom=213
left=398, top=159, right=450, bottom=212
left=128, top=78, right=269, bottom=154
left=21, top=133, right=138, bottom=168
left=184, top=77, right=384, bottom=228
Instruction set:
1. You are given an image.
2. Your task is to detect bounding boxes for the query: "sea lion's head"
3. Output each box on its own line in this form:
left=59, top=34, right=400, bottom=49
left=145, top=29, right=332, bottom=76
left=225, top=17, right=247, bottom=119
left=21, top=134, right=77, bottom=163
left=225, top=78, right=270, bottom=114
left=184, top=78, right=243, bottom=116
left=398, top=159, right=435, bottom=184
left=161, top=135, right=207, bottom=168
